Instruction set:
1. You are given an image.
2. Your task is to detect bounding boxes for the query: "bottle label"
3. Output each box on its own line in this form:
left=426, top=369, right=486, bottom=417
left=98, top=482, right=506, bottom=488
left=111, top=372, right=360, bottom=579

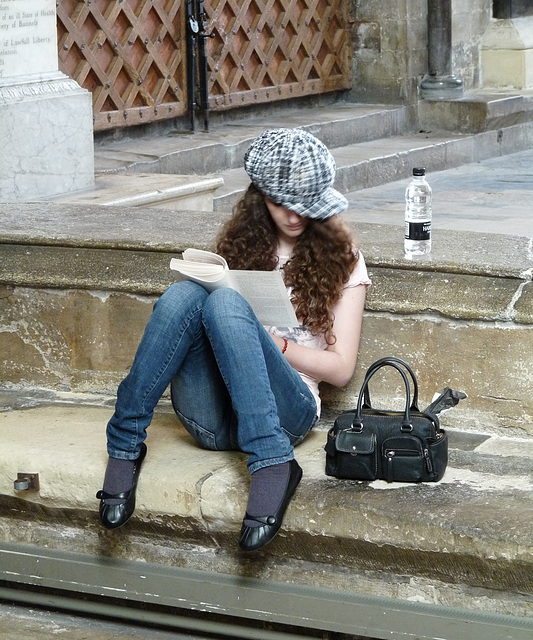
left=405, top=221, right=431, bottom=241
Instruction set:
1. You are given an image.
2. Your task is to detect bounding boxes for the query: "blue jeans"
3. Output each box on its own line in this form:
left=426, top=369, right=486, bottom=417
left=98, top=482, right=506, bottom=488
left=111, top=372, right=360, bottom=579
left=106, top=282, right=317, bottom=473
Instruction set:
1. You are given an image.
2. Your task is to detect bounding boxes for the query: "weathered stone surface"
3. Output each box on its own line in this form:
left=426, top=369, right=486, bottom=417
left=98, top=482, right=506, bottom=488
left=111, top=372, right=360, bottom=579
left=0, top=400, right=531, bottom=617
left=419, top=94, right=533, bottom=134
left=1, top=244, right=173, bottom=294
left=0, top=203, right=227, bottom=251
left=323, top=314, right=533, bottom=434
left=515, top=280, right=533, bottom=322
left=349, top=0, right=492, bottom=102
left=0, top=288, right=153, bottom=392
left=1, top=280, right=531, bottom=430
left=1, top=204, right=532, bottom=429
left=365, top=268, right=527, bottom=320
left=355, top=224, right=533, bottom=279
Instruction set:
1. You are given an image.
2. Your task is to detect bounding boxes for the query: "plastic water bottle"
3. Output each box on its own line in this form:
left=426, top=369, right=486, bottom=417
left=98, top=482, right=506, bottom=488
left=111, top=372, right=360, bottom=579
left=404, top=168, right=432, bottom=257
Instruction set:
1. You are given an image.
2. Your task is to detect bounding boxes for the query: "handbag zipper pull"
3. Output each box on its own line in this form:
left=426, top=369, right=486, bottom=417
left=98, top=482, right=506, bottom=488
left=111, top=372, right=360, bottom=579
left=386, top=450, right=395, bottom=483
left=424, top=448, right=433, bottom=473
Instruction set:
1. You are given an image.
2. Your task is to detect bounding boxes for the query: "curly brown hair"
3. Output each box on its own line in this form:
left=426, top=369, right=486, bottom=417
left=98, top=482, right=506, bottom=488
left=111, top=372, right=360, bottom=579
left=216, top=184, right=358, bottom=341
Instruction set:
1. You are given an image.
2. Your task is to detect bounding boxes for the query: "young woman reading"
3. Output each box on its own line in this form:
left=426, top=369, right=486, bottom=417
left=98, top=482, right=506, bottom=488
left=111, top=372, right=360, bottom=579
left=97, top=128, right=370, bottom=551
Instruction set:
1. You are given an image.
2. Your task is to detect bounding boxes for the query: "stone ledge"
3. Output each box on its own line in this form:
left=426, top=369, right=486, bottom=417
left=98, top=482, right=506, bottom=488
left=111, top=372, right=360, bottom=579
left=1, top=241, right=532, bottom=320
left=0, top=398, right=531, bottom=617
left=1, top=204, right=532, bottom=284
left=1, top=204, right=532, bottom=430
left=0, top=202, right=227, bottom=251
left=44, top=173, right=224, bottom=212
left=418, top=92, right=533, bottom=133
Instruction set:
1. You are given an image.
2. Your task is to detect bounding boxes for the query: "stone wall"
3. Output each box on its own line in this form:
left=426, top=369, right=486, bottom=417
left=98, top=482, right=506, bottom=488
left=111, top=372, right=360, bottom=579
left=1, top=206, right=531, bottom=436
left=349, top=0, right=492, bottom=104
left=452, top=0, right=492, bottom=89
left=2, top=254, right=531, bottom=436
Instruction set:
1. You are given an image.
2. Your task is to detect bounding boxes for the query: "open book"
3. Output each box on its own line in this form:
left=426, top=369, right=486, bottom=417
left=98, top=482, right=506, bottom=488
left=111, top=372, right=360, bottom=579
left=170, top=248, right=299, bottom=327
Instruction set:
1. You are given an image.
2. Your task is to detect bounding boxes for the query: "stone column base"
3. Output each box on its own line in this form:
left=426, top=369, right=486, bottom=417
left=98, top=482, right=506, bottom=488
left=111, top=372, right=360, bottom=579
left=0, top=71, right=94, bottom=201
left=419, top=74, right=464, bottom=100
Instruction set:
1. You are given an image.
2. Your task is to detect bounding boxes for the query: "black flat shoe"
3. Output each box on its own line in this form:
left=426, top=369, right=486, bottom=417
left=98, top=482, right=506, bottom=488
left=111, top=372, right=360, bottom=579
left=96, top=443, right=147, bottom=530
left=239, top=458, right=303, bottom=552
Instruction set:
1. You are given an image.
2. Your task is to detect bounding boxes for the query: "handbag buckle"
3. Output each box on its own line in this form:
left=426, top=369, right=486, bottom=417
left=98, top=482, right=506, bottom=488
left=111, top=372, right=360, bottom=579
left=350, top=420, right=364, bottom=433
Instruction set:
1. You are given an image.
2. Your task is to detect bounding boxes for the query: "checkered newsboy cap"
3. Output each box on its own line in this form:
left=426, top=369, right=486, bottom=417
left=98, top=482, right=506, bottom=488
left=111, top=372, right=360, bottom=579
left=243, top=128, right=348, bottom=220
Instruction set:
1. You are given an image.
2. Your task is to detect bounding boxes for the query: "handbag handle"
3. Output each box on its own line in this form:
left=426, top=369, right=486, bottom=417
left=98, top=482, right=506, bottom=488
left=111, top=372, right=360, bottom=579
left=352, top=360, right=414, bottom=432
left=362, top=357, right=420, bottom=411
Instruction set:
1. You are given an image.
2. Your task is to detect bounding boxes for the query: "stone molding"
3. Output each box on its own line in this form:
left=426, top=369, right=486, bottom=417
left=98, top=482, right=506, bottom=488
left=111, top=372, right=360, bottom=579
left=0, top=71, right=85, bottom=103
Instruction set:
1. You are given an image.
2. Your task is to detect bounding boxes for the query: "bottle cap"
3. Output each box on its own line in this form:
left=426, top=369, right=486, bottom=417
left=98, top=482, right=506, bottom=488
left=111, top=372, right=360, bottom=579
left=413, top=168, right=426, bottom=176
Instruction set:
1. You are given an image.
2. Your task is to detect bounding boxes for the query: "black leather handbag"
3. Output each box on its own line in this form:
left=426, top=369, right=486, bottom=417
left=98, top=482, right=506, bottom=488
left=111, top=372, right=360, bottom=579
left=325, top=357, right=448, bottom=483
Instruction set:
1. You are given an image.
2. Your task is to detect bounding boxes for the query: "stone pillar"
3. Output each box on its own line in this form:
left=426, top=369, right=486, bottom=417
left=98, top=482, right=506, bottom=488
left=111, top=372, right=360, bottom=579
left=0, top=0, right=94, bottom=201
left=482, top=15, right=533, bottom=89
left=419, top=0, right=463, bottom=100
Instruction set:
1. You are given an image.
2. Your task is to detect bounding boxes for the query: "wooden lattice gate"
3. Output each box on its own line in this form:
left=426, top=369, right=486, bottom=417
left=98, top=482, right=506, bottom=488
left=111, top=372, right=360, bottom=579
left=57, top=0, right=352, bottom=131
left=57, top=0, right=187, bottom=130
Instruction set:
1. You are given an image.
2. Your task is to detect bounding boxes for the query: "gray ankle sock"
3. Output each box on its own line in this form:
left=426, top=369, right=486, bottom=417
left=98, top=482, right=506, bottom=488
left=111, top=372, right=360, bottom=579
left=102, top=457, right=135, bottom=505
left=244, top=461, right=291, bottom=528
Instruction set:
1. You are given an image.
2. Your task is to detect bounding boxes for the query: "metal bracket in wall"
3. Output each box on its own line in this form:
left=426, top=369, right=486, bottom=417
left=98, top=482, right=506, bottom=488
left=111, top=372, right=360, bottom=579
left=13, top=473, right=40, bottom=491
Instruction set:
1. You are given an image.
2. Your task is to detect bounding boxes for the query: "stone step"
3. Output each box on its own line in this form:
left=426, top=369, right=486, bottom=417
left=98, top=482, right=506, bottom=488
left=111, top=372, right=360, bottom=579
left=0, top=392, right=531, bottom=622
left=93, top=103, right=414, bottom=175
left=212, top=131, right=470, bottom=212
left=213, top=120, right=533, bottom=212
left=43, top=173, right=224, bottom=212
left=92, top=93, right=533, bottom=178
left=2, top=100, right=533, bottom=631
left=86, top=95, right=533, bottom=215
left=419, top=90, right=533, bottom=134
left=1, top=200, right=532, bottom=433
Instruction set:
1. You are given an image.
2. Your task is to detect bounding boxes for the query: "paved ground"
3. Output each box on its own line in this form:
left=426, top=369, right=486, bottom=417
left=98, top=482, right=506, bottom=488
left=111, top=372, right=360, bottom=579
left=0, top=603, right=224, bottom=640
left=344, top=148, right=533, bottom=236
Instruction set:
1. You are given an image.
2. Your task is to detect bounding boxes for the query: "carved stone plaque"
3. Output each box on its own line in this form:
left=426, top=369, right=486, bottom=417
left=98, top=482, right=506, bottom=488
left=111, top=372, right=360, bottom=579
left=0, top=0, right=57, bottom=81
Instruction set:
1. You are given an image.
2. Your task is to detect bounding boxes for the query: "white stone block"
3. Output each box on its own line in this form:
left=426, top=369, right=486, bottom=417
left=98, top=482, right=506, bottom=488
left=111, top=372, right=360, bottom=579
left=481, top=17, right=533, bottom=89
left=0, top=72, right=94, bottom=201
left=0, top=0, right=95, bottom=201
left=482, top=49, right=533, bottom=89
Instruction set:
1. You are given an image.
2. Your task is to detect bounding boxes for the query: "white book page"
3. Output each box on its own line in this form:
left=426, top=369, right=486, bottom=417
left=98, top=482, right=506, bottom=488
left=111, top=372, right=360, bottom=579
left=229, top=270, right=298, bottom=327
left=170, top=250, right=298, bottom=326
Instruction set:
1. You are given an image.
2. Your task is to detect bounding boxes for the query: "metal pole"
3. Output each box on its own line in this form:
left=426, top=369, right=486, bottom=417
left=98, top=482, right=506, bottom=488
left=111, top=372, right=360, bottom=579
left=186, top=0, right=198, bottom=131
left=197, top=0, right=213, bottom=132
left=419, top=0, right=463, bottom=100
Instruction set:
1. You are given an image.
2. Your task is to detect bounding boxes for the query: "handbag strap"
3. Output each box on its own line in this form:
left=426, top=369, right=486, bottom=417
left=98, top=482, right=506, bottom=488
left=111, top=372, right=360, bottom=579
left=352, top=359, right=414, bottom=432
left=362, top=357, right=420, bottom=411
